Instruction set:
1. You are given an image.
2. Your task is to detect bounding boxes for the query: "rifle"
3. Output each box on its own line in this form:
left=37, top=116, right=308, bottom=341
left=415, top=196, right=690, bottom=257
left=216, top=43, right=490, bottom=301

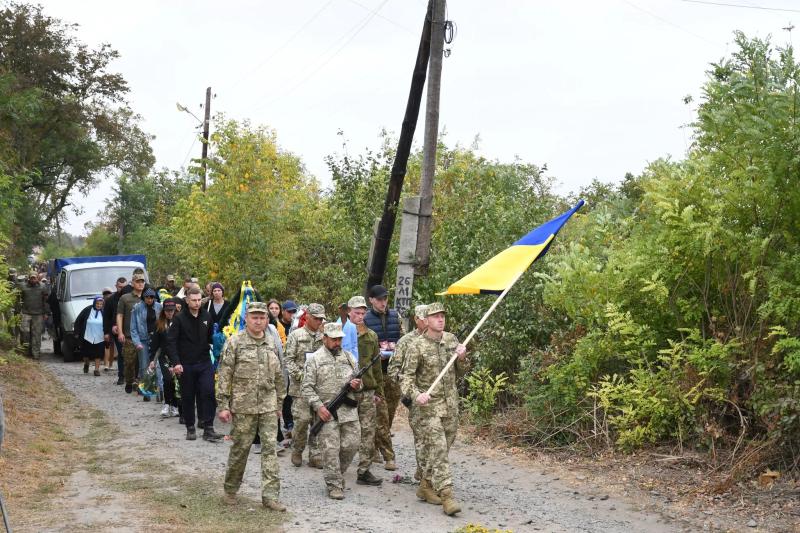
left=309, top=352, right=381, bottom=437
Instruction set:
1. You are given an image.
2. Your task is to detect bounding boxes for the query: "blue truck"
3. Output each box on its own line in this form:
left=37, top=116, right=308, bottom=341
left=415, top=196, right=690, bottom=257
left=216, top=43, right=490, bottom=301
left=49, top=255, right=148, bottom=361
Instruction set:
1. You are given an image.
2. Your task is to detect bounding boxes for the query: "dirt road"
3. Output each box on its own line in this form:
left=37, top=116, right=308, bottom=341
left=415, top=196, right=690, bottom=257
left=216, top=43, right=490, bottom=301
left=42, top=350, right=682, bottom=533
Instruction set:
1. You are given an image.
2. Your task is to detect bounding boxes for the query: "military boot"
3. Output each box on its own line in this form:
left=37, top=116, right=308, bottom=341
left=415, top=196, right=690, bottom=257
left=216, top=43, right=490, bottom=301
left=328, top=487, right=344, bottom=500
left=222, top=493, right=238, bottom=506
left=291, top=450, right=302, bottom=467
left=439, top=487, right=461, bottom=516
left=416, top=479, right=442, bottom=505
left=308, top=456, right=322, bottom=469
left=262, top=498, right=286, bottom=512
left=357, top=470, right=383, bottom=486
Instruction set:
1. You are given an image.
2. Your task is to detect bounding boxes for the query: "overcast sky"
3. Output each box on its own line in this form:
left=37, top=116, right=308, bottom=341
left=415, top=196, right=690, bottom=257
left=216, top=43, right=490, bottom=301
left=36, top=0, right=798, bottom=235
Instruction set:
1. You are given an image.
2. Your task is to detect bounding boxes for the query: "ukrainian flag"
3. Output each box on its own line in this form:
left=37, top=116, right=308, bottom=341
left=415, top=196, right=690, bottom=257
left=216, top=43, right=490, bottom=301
left=440, top=200, right=585, bottom=295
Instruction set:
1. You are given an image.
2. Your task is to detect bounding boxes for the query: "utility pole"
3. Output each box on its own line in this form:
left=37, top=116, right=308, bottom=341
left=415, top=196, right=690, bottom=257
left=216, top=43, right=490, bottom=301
left=415, top=0, right=445, bottom=275
left=201, top=86, right=211, bottom=191
left=365, top=0, right=433, bottom=293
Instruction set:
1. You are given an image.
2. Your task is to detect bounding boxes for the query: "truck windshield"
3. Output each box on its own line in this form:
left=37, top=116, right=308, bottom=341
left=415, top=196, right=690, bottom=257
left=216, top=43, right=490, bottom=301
left=69, top=267, right=146, bottom=298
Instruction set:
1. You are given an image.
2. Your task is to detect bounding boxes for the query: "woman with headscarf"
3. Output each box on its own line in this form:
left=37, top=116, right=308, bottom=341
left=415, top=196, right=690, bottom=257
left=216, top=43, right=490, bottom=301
left=73, top=296, right=106, bottom=376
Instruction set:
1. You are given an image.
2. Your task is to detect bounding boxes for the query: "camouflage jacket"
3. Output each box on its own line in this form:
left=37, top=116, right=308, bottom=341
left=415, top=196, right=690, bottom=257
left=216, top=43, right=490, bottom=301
left=301, top=345, right=361, bottom=424
left=216, top=329, right=286, bottom=415
left=387, top=328, right=423, bottom=384
left=284, top=325, right=323, bottom=396
left=357, top=325, right=384, bottom=395
left=19, top=282, right=49, bottom=315
left=400, top=331, right=468, bottom=418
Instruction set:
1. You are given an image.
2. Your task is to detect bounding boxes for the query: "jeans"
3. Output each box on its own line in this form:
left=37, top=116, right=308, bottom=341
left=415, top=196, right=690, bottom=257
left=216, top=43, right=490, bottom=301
left=137, top=343, right=150, bottom=382
left=179, top=360, right=215, bottom=429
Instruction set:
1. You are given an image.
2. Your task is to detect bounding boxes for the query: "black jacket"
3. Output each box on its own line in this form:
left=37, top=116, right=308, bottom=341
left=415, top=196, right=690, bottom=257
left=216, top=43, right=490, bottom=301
left=206, top=298, right=230, bottom=327
left=149, top=319, right=175, bottom=363
left=167, top=307, right=213, bottom=366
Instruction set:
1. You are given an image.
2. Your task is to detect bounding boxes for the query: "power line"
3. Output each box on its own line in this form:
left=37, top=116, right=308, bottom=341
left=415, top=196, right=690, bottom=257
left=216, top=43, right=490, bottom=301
left=225, top=0, right=335, bottom=93
left=622, top=0, right=719, bottom=45
left=681, top=0, right=800, bottom=13
left=250, top=0, right=391, bottom=115
left=347, top=0, right=415, bottom=34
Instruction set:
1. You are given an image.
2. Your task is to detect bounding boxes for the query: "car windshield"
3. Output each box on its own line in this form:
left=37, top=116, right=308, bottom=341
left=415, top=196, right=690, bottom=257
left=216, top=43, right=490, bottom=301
left=69, top=266, right=147, bottom=298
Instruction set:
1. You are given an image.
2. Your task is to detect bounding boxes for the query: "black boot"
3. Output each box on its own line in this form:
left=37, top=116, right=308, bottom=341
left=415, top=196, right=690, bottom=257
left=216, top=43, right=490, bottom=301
left=357, top=470, right=383, bottom=486
left=203, top=425, right=223, bottom=442
left=186, top=426, right=197, bottom=440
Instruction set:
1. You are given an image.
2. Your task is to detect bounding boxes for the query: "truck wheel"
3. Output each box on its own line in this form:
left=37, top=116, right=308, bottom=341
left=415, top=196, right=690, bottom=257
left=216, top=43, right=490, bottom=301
left=61, top=335, right=76, bottom=362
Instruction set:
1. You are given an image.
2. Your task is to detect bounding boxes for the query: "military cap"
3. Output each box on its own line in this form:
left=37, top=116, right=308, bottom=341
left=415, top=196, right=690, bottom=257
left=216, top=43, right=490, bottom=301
left=414, top=304, right=428, bottom=319
left=28, top=271, right=38, bottom=279
left=132, top=273, right=146, bottom=282
left=347, top=295, right=367, bottom=309
left=166, top=274, right=175, bottom=281
left=425, top=302, right=446, bottom=317
left=323, top=322, right=345, bottom=338
left=307, top=302, right=326, bottom=318
left=247, top=301, right=269, bottom=314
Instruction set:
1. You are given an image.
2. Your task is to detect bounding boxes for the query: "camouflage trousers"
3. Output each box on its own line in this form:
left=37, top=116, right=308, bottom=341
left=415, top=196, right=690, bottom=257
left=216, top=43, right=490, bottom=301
left=356, top=390, right=378, bottom=474
left=19, top=313, right=43, bottom=359
left=122, top=339, right=138, bottom=385
left=416, top=411, right=458, bottom=492
left=224, top=412, right=280, bottom=500
left=290, top=395, right=320, bottom=461
left=384, top=373, right=402, bottom=428
left=374, top=398, right=393, bottom=461
left=319, top=417, right=360, bottom=491
left=408, top=404, right=423, bottom=478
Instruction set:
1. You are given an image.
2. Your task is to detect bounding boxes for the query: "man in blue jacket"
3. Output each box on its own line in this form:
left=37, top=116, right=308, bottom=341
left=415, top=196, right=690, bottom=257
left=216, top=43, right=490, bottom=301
left=131, top=288, right=162, bottom=402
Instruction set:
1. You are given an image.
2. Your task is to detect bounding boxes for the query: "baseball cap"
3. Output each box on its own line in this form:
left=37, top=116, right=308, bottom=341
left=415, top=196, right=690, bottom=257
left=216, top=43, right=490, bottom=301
left=282, top=300, right=298, bottom=312
left=132, top=273, right=146, bottom=282
left=368, top=285, right=389, bottom=298
left=163, top=299, right=177, bottom=310
left=247, top=301, right=268, bottom=314
left=143, top=288, right=157, bottom=298
left=425, top=302, right=445, bottom=317
left=347, top=295, right=367, bottom=309
left=414, top=304, right=428, bottom=319
left=323, top=322, right=345, bottom=338
left=102, top=287, right=114, bottom=295
left=307, top=303, right=326, bottom=318
left=166, top=274, right=175, bottom=282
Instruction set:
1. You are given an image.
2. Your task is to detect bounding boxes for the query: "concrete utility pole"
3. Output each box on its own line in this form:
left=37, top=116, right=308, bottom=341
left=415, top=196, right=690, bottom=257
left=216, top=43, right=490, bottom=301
left=414, top=0, right=446, bottom=275
left=201, top=86, right=211, bottom=191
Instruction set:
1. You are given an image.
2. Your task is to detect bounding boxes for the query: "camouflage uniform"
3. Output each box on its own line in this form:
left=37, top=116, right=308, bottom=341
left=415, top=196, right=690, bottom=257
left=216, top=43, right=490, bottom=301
left=18, top=280, right=48, bottom=359
left=217, top=327, right=286, bottom=500
left=400, top=323, right=468, bottom=493
left=355, top=324, right=383, bottom=475
left=388, top=326, right=424, bottom=472
left=301, top=341, right=361, bottom=492
left=284, top=323, right=323, bottom=462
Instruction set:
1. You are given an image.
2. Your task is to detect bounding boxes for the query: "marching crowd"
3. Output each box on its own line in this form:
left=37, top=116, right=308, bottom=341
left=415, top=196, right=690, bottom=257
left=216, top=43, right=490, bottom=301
left=15, top=268, right=469, bottom=516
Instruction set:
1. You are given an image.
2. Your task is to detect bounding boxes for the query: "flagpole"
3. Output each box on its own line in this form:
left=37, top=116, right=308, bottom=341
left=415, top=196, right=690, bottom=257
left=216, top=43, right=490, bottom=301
left=424, top=267, right=527, bottom=396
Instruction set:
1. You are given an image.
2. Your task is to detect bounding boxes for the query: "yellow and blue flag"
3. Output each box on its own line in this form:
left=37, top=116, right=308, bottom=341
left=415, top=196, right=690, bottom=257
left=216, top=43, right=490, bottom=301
left=440, top=200, right=584, bottom=295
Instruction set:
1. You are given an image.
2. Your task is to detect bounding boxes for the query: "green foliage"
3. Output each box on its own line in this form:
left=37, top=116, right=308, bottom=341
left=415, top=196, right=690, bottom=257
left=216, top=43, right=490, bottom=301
left=464, top=368, right=508, bottom=425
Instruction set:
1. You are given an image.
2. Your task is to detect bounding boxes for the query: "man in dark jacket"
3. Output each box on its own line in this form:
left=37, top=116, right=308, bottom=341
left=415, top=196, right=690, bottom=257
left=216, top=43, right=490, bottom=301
left=167, top=287, right=222, bottom=442
left=364, top=284, right=402, bottom=469
left=104, top=277, right=127, bottom=384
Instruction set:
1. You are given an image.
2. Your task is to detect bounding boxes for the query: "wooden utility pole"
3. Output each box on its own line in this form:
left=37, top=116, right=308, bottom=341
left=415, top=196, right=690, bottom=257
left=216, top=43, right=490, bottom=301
left=414, top=0, right=445, bottom=276
left=201, top=86, right=211, bottom=191
left=365, top=1, right=433, bottom=292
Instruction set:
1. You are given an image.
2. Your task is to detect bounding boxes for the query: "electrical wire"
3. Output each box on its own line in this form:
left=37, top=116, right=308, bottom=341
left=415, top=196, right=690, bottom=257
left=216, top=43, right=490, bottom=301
left=250, top=0, right=391, bottom=115
left=681, top=0, right=800, bottom=13
left=622, top=0, right=719, bottom=45
left=347, top=0, right=415, bottom=34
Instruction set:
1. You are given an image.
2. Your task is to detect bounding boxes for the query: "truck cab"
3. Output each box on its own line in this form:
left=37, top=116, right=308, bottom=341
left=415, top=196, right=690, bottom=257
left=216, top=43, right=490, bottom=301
left=51, top=256, right=148, bottom=361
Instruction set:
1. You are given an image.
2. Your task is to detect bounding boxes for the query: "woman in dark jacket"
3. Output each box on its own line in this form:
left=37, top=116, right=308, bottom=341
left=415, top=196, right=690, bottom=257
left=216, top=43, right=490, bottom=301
left=149, top=298, right=179, bottom=418
left=73, top=296, right=106, bottom=376
left=205, top=282, right=229, bottom=326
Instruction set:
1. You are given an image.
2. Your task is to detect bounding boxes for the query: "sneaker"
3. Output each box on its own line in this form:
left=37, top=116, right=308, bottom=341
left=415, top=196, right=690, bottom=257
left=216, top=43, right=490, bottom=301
left=262, top=498, right=286, bottom=512
left=186, top=426, right=197, bottom=440
left=357, top=470, right=383, bottom=486
left=125, top=384, right=133, bottom=394
left=160, top=405, right=170, bottom=417
left=328, top=487, right=344, bottom=500
left=170, top=406, right=180, bottom=417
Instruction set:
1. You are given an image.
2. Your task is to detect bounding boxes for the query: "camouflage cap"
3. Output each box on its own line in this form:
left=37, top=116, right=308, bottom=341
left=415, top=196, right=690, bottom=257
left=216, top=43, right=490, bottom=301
left=414, top=304, right=429, bottom=319
left=247, top=301, right=269, bottom=314
left=132, top=273, right=146, bottom=282
left=323, top=322, right=345, bottom=338
left=307, top=302, right=326, bottom=318
left=425, top=302, right=446, bottom=317
left=28, top=271, right=38, bottom=279
left=347, top=295, right=367, bottom=309
left=166, top=274, right=175, bottom=281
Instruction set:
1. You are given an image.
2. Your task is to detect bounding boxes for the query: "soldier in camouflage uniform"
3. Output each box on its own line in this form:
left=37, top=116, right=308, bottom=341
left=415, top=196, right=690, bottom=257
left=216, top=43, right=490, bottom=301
left=18, top=272, right=49, bottom=359
left=301, top=322, right=363, bottom=500
left=284, top=303, right=325, bottom=467
left=217, top=301, right=287, bottom=512
left=400, top=302, right=469, bottom=516
left=347, top=295, right=384, bottom=486
left=387, top=304, right=428, bottom=482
